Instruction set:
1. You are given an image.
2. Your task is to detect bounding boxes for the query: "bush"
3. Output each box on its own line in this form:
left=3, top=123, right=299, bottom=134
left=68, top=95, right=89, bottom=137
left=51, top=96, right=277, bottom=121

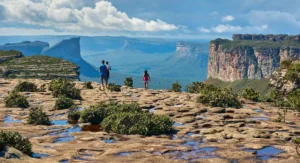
left=4, top=91, right=29, bottom=108
left=0, top=131, right=32, bottom=155
left=80, top=102, right=141, bottom=124
left=281, top=59, right=293, bottom=69
left=124, top=77, right=133, bottom=87
left=49, top=79, right=82, bottom=100
left=241, top=88, right=260, bottom=102
left=186, top=82, right=206, bottom=93
left=68, top=108, right=81, bottom=121
left=14, top=81, right=38, bottom=92
left=27, top=107, right=51, bottom=125
left=171, top=81, right=182, bottom=92
left=102, top=112, right=173, bottom=136
left=83, top=81, right=93, bottom=89
left=108, top=83, right=121, bottom=92
left=0, top=137, right=5, bottom=151
left=54, top=96, right=74, bottom=110
left=197, top=87, right=242, bottom=108
left=287, top=89, right=300, bottom=111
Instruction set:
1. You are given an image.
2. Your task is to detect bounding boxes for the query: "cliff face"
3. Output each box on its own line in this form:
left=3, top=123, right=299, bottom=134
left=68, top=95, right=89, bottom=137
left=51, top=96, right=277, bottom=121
left=0, top=50, right=23, bottom=64
left=176, top=42, right=208, bottom=58
left=208, top=35, right=300, bottom=82
left=42, top=38, right=81, bottom=62
left=0, top=41, right=49, bottom=56
left=0, top=55, right=79, bottom=80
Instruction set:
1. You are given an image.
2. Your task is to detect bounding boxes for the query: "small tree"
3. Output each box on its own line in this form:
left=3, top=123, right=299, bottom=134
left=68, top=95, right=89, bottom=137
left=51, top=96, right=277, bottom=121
left=4, top=91, right=29, bottom=108
left=124, top=77, right=133, bottom=87
left=27, top=107, right=52, bottom=125
left=241, top=88, right=260, bottom=102
left=83, top=81, right=93, bottom=89
left=171, top=81, right=182, bottom=92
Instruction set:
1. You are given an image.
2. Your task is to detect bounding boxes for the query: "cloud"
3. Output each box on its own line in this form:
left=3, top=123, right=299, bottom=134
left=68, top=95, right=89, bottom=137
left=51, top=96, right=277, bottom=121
left=210, top=11, right=219, bottom=16
left=198, top=27, right=211, bottom=33
left=198, top=24, right=268, bottom=33
left=0, top=0, right=178, bottom=32
left=222, top=15, right=234, bottom=22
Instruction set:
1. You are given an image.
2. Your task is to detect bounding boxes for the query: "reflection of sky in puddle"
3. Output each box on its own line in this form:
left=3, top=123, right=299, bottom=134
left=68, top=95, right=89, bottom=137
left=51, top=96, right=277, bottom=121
left=103, top=138, right=116, bottom=144
left=115, top=152, right=133, bottom=156
left=173, top=122, right=185, bottom=127
left=249, top=117, right=269, bottom=121
left=174, top=104, right=183, bottom=108
left=164, top=147, right=219, bottom=160
left=51, top=120, right=68, bottom=126
left=4, top=116, right=22, bottom=124
left=59, top=159, right=70, bottom=163
left=32, top=153, right=50, bottom=158
left=53, top=136, right=74, bottom=143
left=244, top=146, right=284, bottom=160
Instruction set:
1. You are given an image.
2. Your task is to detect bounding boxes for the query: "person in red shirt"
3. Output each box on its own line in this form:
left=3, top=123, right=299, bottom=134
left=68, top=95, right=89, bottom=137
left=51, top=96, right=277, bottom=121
left=142, top=70, right=151, bottom=90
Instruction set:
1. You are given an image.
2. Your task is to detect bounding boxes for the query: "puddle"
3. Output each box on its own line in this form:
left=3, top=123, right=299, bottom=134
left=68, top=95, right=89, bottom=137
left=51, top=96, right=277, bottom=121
left=196, top=115, right=206, bottom=120
left=102, top=138, right=116, bottom=144
left=164, top=147, right=219, bottom=160
left=76, top=107, right=84, bottom=111
left=152, top=151, right=161, bottom=155
left=149, top=108, right=155, bottom=113
left=4, top=116, right=22, bottom=123
left=173, top=122, right=186, bottom=127
left=244, top=146, right=284, bottom=160
left=73, top=156, right=91, bottom=161
left=51, top=120, right=68, bottom=126
left=249, top=117, right=269, bottom=121
left=168, top=135, right=178, bottom=140
left=53, top=136, right=75, bottom=143
left=81, top=125, right=102, bottom=132
left=32, top=153, right=50, bottom=158
left=59, top=160, right=70, bottom=163
left=115, top=152, right=133, bottom=157
left=187, top=132, right=194, bottom=136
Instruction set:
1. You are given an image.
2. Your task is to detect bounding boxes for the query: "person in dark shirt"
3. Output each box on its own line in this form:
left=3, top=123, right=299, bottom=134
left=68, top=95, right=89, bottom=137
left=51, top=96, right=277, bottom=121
left=99, top=60, right=107, bottom=89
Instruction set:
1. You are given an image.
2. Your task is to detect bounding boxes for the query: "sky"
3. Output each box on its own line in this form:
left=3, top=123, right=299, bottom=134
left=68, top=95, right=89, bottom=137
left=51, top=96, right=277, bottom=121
left=0, top=0, right=300, bottom=39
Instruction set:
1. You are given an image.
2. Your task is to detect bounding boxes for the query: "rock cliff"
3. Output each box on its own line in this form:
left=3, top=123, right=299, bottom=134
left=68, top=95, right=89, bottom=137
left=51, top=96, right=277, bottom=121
left=0, top=41, right=49, bottom=56
left=0, top=50, right=23, bottom=64
left=0, top=55, right=79, bottom=80
left=208, top=35, right=300, bottom=81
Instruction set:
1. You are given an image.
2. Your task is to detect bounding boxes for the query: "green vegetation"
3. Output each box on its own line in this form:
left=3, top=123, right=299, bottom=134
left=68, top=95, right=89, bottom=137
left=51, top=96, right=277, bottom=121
left=204, top=78, right=271, bottom=95
left=124, top=77, right=133, bottom=87
left=210, top=38, right=300, bottom=52
left=0, top=50, right=23, bottom=57
left=27, top=107, right=51, bottom=125
left=14, top=81, right=38, bottom=92
left=83, top=81, right=93, bottom=89
left=49, top=79, right=82, bottom=100
left=284, top=61, right=300, bottom=82
left=80, top=102, right=141, bottom=124
left=0, top=131, right=32, bottom=155
left=102, top=112, right=173, bottom=136
left=280, top=59, right=293, bottom=69
left=196, top=86, right=242, bottom=108
left=186, top=82, right=206, bottom=93
left=241, top=88, right=260, bottom=102
left=108, top=83, right=121, bottom=92
left=0, top=55, right=79, bottom=80
left=171, top=81, right=182, bottom=92
left=4, top=91, right=29, bottom=108
left=68, top=108, right=81, bottom=122
left=54, top=96, right=74, bottom=110
left=287, top=89, right=300, bottom=111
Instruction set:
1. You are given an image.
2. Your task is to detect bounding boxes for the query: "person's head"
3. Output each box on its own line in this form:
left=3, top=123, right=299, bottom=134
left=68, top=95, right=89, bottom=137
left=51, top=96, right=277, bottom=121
left=144, top=70, right=148, bottom=75
left=102, top=60, right=105, bottom=64
left=106, top=61, right=109, bottom=65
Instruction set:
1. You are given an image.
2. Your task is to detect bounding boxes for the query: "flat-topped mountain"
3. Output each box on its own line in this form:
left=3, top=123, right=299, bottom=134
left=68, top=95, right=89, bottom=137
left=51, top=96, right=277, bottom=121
left=0, top=50, right=79, bottom=80
left=0, top=41, right=49, bottom=56
left=208, top=35, right=300, bottom=82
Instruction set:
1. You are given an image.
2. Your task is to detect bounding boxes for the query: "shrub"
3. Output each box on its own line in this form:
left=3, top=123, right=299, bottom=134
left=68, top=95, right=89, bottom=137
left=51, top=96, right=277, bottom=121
left=80, top=102, right=141, bottom=124
left=102, top=112, right=173, bottom=136
left=83, top=81, right=93, bottom=89
left=14, top=81, right=38, bottom=92
left=49, top=79, right=82, bottom=100
left=4, top=91, right=29, bottom=108
left=241, top=88, right=260, bottom=102
left=287, top=89, right=300, bottom=111
left=171, top=81, right=182, bottom=92
left=186, top=82, right=206, bottom=93
left=197, top=87, right=242, bottom=108
left=54, top=96, right=74, bottom=110
left=108, top=83, right=121, bottom=92
left=124, top=77, right=133, bottom=87
left=281, top=59, right=293, bottom=69
left=68, top=108, right=81, bottom=121
left=0, top=131, right=32, bottom=155
left=0, top=137, right=4, bottom=151
left=261, top=89, right=277, bottom=102
left=27, top=107, right=51, bottom=125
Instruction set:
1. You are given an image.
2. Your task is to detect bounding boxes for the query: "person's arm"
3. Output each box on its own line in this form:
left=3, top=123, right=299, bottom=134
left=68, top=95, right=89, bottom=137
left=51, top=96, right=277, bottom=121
left=149, top=75, right=151, bottom=82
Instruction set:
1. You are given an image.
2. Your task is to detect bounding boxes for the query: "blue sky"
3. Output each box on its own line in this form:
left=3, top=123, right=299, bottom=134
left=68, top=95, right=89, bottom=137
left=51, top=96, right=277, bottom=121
left=0, top=0, right=299, bottom=39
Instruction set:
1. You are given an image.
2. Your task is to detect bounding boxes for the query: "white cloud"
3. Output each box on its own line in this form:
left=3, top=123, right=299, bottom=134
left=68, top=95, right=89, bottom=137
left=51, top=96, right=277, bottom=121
left=198, top=24, right=268, bottom=33
left=0, top=0, right=178, bottom=32
left=222, top=15, right=234, bottom=22
left=210, top=11, right=219, bottom=16
left=198, top=27, right=211, bottom=33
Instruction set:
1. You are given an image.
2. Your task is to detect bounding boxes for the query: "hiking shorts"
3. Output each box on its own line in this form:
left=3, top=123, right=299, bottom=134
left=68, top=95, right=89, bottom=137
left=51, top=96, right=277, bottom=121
left=101, top=75, right=108, bottom=82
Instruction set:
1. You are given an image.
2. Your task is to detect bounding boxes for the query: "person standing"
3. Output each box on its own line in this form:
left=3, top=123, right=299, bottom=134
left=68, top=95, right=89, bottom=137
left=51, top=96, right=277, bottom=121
left=142, top=70, right=151, bottom=90
left=106, top=61, right=111, bottom=84
left=99, top=60, right=107, bottom=89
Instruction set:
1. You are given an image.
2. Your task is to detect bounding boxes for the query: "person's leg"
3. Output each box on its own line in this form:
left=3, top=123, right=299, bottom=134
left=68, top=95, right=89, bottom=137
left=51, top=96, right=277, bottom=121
left=146, top=82, right=148, bottom=90
left=144, top=82, right=146, bottom=89
left=101, top=76, right=104, bottom=89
